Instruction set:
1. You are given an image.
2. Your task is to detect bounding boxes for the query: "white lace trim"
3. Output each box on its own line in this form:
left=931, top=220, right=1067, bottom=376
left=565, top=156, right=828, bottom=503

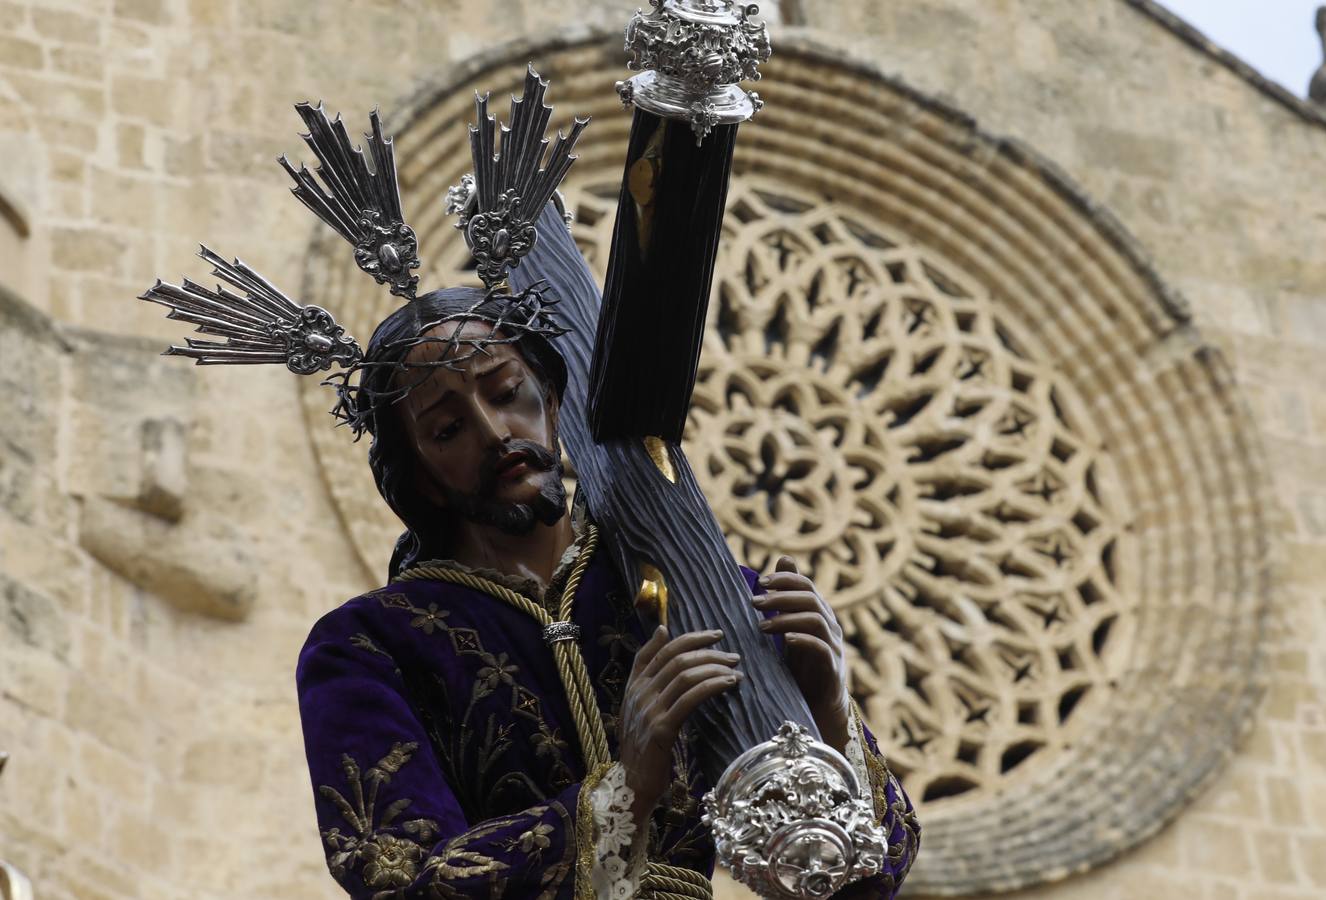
left=589, top=762, right=648, bottom=899
left=845, top=704, right=873, bottom=797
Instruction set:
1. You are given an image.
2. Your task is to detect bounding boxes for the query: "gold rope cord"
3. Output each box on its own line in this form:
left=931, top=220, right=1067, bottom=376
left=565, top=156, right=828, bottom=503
left=399, top=527, right=712, bottom=899
left=644, top=863, right=714, bottom=898
left=400, top=525, right=610, bottom=769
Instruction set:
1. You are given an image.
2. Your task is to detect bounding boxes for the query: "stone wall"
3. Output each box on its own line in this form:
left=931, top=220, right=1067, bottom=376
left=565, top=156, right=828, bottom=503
left=0, top=1, right=1322, bottom=899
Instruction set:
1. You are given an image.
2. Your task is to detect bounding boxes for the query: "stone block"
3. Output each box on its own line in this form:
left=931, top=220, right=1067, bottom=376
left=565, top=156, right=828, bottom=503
left=1302, top=730, right=1326, bottom=771
left=51, top=226, right=126, bottom=273
left=0, top=574, right=70, bottom=660
left=0, top=2, right=25, bottom=28
left=10, top=73, right=103, bottom=119
left=110, top=810, right=173, bottom=874
left=116, top=123, right=146, bottom=169
left=46, top=849, right=140, bottom=900
left=187, top=0, right=233, bottom=27
left=0, top=35, right=45, bottom=70
left=49, top=44, right=105, bottom=81
left=65, top=672, right=144, bottom=758
left=91, top=167, right=150, bottom=225
left=0, top=643, right=69, bottom=718
left=114, top=0, right=171, bottom=25
left=77, top=738, right=145, bottom=811
left=111, top=74, right=176, bottom=127
left=205, top=130, right=289, bottom=177
left=0, top=517, right=90, bottom=613
left=1265, top=775, right=1307, bottom=827
left=1252, top=828, right=1299, bottom=885
left=31, top=8, right=103, bottom=44
left=181, top=734, right=266, bottom=790
left=32, top=112, right=99, bottom=152
left=1185, top=819, right=1253, bottom=877
left=63, top=773, right=107, bottom=847
left=1297, top=836, right=1326, bottom=888
left=65, top=327, right=193, bottom=501
left=1076, top=126, right=1181, bottom=180
left=162, top=134, right=202, bottom=177
left=49, top=149, right=86, bottom=184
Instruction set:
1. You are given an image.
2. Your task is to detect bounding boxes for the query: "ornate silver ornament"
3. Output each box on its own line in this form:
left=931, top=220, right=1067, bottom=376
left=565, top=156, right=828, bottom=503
left=617, top=0, right=772, bottom=142
left=541, top=621, right=582, bottom=644
left=140, top=246, right=362, bottom=375
left=454, top=65, right=590, bottom=291
left=702, top=721, right=888, bottom=898
left=280, top=105, right=421, bottom=299
left=448, top=172, right=575, bottom=228
left=444, top=173, right=476, bottom=216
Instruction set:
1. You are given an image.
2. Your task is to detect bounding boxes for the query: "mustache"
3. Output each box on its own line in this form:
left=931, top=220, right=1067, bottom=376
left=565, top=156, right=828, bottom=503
left=477, top=438, right=560, bottom=495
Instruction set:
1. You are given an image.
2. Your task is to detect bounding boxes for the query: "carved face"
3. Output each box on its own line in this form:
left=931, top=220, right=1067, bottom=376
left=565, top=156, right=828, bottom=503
left=397, top=319, right=565, bottom=534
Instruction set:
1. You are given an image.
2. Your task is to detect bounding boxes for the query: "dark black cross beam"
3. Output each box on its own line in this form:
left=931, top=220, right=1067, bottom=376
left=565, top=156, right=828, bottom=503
left=510, top=109, right=819, bottom=787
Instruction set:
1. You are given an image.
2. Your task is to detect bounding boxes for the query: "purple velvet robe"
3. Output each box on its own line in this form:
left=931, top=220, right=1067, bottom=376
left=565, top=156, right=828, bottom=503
left=297, top=551, right=919, bottom=898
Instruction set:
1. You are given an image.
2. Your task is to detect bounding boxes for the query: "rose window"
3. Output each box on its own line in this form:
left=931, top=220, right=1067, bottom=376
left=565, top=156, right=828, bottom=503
left=563, top=177, right=1133, bottom=805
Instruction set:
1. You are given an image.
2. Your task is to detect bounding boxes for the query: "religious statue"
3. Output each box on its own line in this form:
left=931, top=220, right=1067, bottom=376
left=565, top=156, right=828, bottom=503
left=138, top=2, right=919, bottom=897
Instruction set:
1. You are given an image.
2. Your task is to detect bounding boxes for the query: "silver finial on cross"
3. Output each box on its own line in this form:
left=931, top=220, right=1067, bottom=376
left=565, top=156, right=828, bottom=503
left=616, top=0, right=773, bottom=143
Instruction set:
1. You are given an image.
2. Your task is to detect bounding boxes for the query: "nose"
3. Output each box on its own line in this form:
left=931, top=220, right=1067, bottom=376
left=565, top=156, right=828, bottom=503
left=471, top=402, right=510, bottom=449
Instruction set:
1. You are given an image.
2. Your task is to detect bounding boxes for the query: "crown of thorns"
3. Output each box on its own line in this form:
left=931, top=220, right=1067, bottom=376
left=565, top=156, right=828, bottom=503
left=138, top=65, right=588, bottom=438
left=324, top=280, right=569, bottom=438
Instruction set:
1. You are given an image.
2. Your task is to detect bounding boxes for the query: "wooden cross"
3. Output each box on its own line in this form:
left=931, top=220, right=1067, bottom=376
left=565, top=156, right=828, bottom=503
left=510, top=109, right=820, bottom=787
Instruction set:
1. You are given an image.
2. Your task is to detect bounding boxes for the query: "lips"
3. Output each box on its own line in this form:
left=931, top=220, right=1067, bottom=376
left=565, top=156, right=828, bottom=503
left=495, top=449, right=532, bottom=479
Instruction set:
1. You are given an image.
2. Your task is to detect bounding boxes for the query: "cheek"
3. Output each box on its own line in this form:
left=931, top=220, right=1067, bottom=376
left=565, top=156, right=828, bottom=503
left=411, top=432, right=475, bottom=489
left=512, top=390, right=553, bottom=442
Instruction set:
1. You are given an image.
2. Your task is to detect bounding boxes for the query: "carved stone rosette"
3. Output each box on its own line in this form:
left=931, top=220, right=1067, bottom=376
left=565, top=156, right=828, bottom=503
left=702, top=722, right=888, bottom=898
left=617, top=0, right=772, bottom=142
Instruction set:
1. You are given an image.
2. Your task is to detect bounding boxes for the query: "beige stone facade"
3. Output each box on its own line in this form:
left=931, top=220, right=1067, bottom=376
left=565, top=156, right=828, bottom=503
left=0, top=2, right=1322, bottom=899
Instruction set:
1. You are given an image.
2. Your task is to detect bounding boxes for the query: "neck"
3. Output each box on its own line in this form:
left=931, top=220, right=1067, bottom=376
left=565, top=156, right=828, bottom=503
left=448, top=508, right=576, bottom=587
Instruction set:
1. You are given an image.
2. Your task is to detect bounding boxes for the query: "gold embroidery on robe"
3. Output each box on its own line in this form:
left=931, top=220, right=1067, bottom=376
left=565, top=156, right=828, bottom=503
left=319, top=742, right=442, bottom=889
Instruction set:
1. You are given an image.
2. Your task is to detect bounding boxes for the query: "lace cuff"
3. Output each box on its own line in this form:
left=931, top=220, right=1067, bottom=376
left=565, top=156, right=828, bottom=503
left=844, top=703, right=875, bottom=803
left=589, top=762, right=648, bottom=899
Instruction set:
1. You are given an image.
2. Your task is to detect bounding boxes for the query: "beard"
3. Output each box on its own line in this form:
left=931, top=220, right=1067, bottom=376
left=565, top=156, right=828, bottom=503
left=433, top=437, right=567, bottom=537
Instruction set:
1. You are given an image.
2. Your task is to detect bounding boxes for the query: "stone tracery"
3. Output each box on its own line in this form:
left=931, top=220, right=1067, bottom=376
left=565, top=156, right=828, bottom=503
left=545, top=178, right=1134, bottom=805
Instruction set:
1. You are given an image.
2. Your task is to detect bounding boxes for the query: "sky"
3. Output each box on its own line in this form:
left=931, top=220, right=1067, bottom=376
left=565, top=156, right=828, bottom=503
left=1159, top=0, right=1324, bottom=97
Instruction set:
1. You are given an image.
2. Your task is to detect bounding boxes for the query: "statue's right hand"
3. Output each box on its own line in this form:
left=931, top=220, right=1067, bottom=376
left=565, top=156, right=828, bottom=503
left=617, top=627, right=742, bottom=832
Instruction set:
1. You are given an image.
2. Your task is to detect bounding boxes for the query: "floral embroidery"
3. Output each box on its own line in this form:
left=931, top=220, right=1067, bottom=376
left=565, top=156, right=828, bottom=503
left=423, top=828, right=510, bottom=881
left=361, top=833, right=425, bottom=889
left=376, top=589, right=573, bottom=820
left=476, top=652, right=519, bottom=697
left=410, top=602, right=450, bottom=634
left=531, top=719, right=570, bottom=760
left=499, top=818, right=556, bottom=864
left=319, top=742, right=441, bottom=889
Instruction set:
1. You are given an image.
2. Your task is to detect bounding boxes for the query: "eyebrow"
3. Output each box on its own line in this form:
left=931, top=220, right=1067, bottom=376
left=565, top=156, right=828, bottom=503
left=419, top=358, right=514, bottom=418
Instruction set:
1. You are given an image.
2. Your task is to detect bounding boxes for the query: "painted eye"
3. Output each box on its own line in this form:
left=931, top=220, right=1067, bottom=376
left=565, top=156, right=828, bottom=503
left=495, top=381, right=523, bottom=404
left=435, top=420, right=462, bottom=441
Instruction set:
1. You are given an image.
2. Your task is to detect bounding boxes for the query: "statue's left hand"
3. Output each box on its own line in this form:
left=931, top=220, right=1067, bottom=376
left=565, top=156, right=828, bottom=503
left=754, top=556, right=851, bottom=753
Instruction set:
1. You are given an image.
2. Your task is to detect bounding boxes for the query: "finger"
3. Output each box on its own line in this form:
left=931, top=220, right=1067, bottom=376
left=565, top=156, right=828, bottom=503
left=629, top=625, right=670, bottom=678
left=753, top=589, right=823, bottom=614
left=658, top=662, right=743, bottom=709
left=653, top=647, right=741, bottom=688
left=758, top=570, right=815, bottom=593
left=642, top=629, right=724, bottom=678
left=759, top=611, right=837, bottom=644
left=783, top=631, right=838, bottom=665
left=776, top=555, right=800, bottom=575
left=662, top=671, right=743, bottom=732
